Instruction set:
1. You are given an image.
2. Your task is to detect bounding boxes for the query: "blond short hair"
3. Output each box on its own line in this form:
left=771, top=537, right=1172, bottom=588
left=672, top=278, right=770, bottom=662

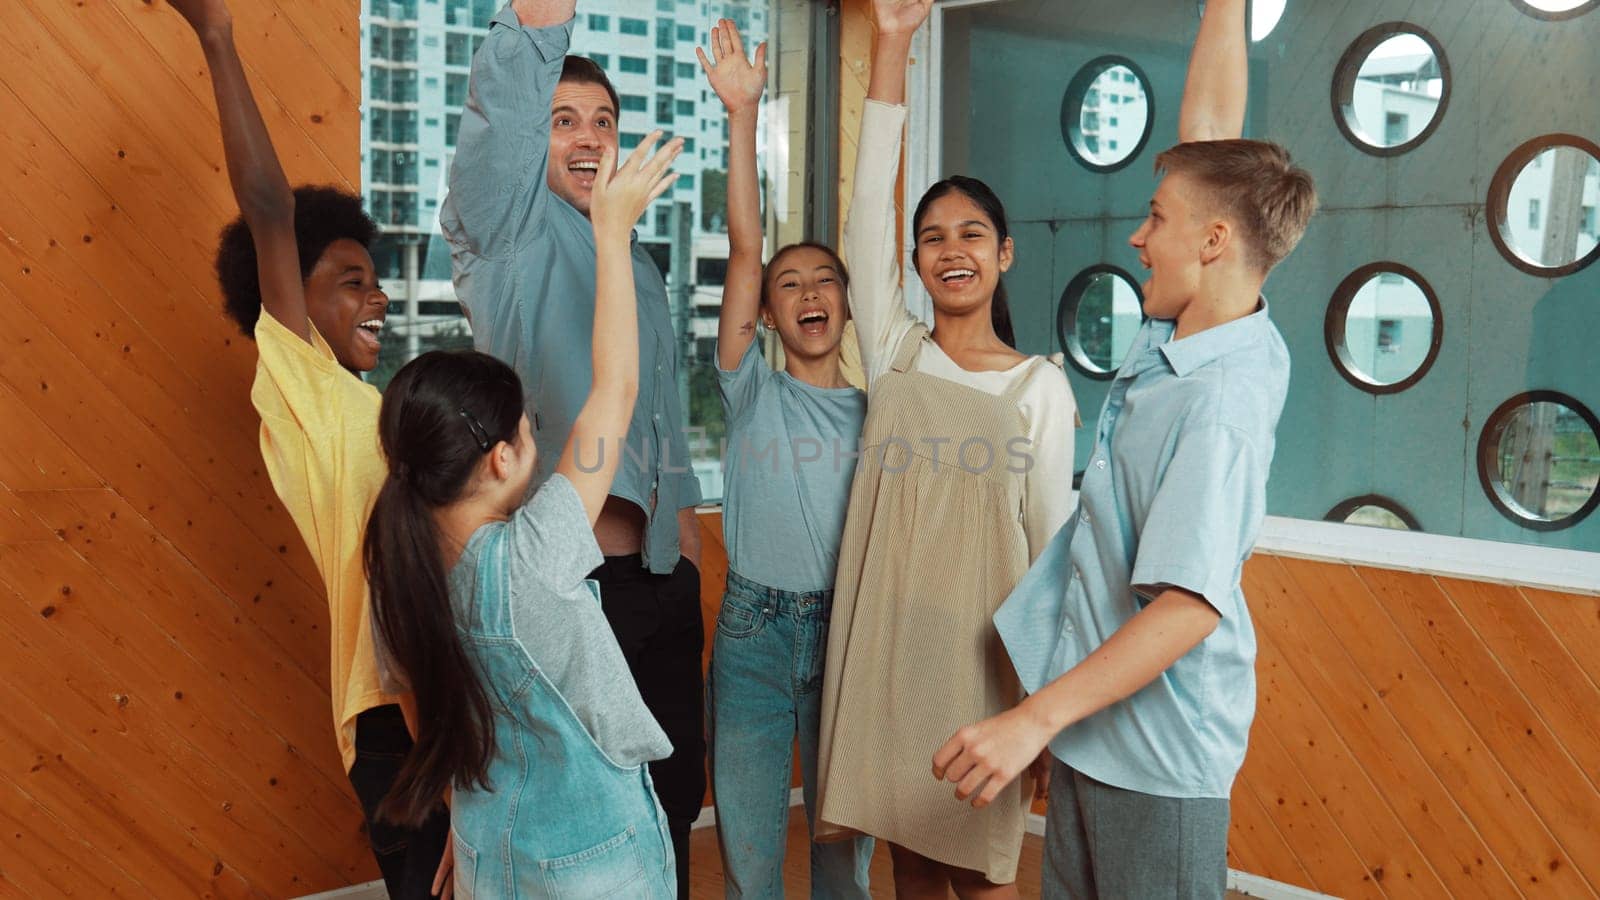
left=1154, top=140, right=1318, bottom=272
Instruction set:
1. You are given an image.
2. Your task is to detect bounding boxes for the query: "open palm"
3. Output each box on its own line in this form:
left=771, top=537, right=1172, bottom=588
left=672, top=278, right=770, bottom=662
left=872, top=0, right=933, bottom=37
left=696, top=19, right=767, bottom=115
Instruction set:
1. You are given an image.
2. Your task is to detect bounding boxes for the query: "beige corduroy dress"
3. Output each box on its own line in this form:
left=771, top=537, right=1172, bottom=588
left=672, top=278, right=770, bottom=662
left=814, top=323, right=1041, bottom=884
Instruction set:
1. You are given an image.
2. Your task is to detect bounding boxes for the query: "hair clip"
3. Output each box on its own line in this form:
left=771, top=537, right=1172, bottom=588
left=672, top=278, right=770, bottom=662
left=458, top=408, right=492, bottom=451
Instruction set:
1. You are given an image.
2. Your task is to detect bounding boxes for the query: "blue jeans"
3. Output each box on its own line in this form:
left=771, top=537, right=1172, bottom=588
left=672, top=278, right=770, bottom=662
left=707, top=570, right=873, bottom=899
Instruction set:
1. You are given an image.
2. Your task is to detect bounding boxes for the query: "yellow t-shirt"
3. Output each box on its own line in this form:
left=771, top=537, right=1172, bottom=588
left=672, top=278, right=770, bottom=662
left=251, top=310, right=396, bottom=772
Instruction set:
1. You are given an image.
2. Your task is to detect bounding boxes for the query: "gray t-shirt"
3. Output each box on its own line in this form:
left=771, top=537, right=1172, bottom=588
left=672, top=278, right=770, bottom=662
left=718, top=340, right=867, bottom=591
left=376, top=475, right=671, bottom=768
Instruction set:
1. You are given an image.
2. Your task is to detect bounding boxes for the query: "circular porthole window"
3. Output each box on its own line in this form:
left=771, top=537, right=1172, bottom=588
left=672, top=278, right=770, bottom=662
left=1324, top=263, right=1443, bottom=394
left=1477, top=391, right=1600, bottom=530
left=1325, top=495, right=1421, bottom=531
left=1056, top=265, right=1145, bottom=379
left=1487, top=135, right=1600, bottom=277
left=1197, top=0, right=1289, bottom=42
left=1060, top=57, right=1154, bottom=174
left=1510, top=0, right=1599, bottom=20
left=1332, top=24, right=1450, bottom=156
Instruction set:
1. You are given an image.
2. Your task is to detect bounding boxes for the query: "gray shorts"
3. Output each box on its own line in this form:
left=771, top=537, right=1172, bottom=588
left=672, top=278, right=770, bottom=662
left=1042, top=758, right=1230, bottom=899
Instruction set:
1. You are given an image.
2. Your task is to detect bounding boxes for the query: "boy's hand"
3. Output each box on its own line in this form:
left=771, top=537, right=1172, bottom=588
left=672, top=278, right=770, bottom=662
left=696, top=19, right=767, bottom=116
left=871, top=0, right=933, bottom=38
left=166, top=0, right=232, bottom=35
left=932, top=703, right=1056, bottom=808
left=589, top=130, right=683, bottom=241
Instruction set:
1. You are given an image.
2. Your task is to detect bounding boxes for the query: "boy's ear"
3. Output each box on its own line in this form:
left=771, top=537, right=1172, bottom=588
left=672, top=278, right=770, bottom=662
left=1200, top=219, right=1232, bottom=265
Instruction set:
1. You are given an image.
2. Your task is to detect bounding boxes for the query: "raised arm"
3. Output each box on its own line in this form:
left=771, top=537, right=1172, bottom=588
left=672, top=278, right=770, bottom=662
left=1178, top=0, right=1247, bottom=142
left=866, top=0, right=930, bottom=105
left=512, top=0, right=576, bottom=28
left=440, top=0, right=574, bottom=261
left=556, top=133, right=683, bottom=523
left=169, top=0, right=307, bottom=340
left=840, top=0, right=931, bottom=381
left=698, top=19, right=768, bottom=372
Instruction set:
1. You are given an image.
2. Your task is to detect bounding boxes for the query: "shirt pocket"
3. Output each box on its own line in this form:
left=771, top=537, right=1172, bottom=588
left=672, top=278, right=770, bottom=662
left=452, top=829, right=480, bottom=900
left=537, top=825, right=646, bottom=898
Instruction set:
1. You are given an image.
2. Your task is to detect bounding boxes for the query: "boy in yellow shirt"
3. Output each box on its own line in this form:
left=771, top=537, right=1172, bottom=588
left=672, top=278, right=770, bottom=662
left=166, top=0, right=448, bottom=896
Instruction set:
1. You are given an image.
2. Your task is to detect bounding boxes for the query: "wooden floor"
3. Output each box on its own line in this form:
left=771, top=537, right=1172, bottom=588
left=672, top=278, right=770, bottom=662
left=686, top=806, right=1251, bottom=898
left=686, top=807, right=1044, bottom=898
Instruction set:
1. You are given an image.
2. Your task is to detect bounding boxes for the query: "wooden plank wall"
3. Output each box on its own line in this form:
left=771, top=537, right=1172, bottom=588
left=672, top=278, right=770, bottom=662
left=1236, top=555, right=1600, bottom=898
left=0, top=1, right=375, bottom=896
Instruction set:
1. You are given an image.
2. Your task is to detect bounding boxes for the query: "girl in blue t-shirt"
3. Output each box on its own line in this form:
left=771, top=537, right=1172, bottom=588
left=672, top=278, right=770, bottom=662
left=697, top=18, right=875, bottom=898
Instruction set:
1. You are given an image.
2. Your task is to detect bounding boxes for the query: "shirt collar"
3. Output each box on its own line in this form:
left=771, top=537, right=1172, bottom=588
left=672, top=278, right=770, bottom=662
left=490, top=5, right=521, bottom=30
left=1158, top=298, right=1273, bottom=378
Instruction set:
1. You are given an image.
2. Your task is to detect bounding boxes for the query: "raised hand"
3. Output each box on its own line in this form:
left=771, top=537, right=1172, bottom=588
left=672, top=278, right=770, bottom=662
left=166, top=0, right=233, bottom=36
left=871, top=0, right=934, bottom=39
left=696, top=19, right=767, bottom=116
left=589, top=130, right=683, bottom=240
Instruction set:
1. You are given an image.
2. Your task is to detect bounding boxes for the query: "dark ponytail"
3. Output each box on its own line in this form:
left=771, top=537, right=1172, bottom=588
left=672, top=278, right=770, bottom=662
left=911, top=175, right=1017, bottom=349
left=363, top=350, right=525, bottom=826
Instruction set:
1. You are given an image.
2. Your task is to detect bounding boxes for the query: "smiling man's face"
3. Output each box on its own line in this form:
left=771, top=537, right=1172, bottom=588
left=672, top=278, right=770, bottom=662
left=546, top=80, right=619, bottom=217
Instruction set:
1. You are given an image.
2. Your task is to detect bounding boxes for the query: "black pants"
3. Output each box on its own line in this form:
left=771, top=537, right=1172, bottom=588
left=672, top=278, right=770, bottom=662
left=589, top=554, right=706, bottom=899
left=347, top=704, right=451, bottom=900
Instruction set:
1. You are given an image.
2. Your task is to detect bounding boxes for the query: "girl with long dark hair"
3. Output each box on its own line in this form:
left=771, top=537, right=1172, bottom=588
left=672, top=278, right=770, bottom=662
left=813, top=1, right=1079, bottom=897
left=364, top=132, right=684, bottom=899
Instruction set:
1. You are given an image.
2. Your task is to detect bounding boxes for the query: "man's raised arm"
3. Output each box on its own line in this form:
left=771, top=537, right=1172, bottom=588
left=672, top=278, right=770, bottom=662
left=441, top=0, right=577, bottom=260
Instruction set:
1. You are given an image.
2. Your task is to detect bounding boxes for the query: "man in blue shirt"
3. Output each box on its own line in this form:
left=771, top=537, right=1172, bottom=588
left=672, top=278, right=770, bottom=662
left=932, top=0, right=1318, bottom=895
left=441, top=2, right=704, bottom=892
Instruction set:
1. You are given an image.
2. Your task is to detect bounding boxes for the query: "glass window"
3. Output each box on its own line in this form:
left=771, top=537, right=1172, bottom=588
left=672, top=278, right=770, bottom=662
left=445, top=32, right=471, bottom=66
left=587, top=13, right=610, bottom=31
left=619, top=56, right=648, bottom=74
left=446, top=73, right=468, bottom=107
left=1492, top=138, right=1600, bottom=276
left=656, top=19, right=674, bottom=50
left=619, top=17, right=647, bottom=35
left=1334, top=26, right=1449, bottom=155
left=620, top=132, right=644, bottom=149
left=1325, top=263, right=1442, bottom=393
left=656, top=94, right=674, bottom=125
left=676, top=62, right=698, bottom=79
left=589, top=53, right=609, bottom=69
left=621, top=94, right=648, bottom=112
left=1060, top=58, right=1151, bottom=172
left=1479, top=393, right=1600, bottom=529
left=675, top=99, right=695, bottom=117
left=677, top=24, right=695, bottom=42
left=656, top=55, right=675, bottom=87
left=1057, top=266, right=1144, bottom=378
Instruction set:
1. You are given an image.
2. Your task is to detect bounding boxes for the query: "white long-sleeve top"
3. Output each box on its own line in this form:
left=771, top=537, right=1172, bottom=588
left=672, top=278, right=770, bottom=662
left=843, top=99, right=1078, bottom=560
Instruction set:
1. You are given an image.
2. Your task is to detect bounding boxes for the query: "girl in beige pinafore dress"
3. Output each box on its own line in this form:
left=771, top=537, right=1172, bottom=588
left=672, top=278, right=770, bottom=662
left=814, top=94, right=1077, bottom=886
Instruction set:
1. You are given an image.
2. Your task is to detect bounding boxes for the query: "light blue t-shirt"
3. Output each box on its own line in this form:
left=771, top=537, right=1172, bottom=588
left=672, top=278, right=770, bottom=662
left=718, top=340, right=867, bottom=592
left=995, top=302, right=1289, bottom=799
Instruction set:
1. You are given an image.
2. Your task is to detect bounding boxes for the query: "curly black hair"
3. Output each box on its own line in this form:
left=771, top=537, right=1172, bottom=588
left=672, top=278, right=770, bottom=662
left=214, top=185, right=379, bottom=337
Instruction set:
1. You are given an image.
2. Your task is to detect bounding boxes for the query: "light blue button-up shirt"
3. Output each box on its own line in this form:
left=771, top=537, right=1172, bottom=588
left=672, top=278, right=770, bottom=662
left=995, top=302, right=1289, bottom=799
left=441, top=11, right=700, bottom=575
